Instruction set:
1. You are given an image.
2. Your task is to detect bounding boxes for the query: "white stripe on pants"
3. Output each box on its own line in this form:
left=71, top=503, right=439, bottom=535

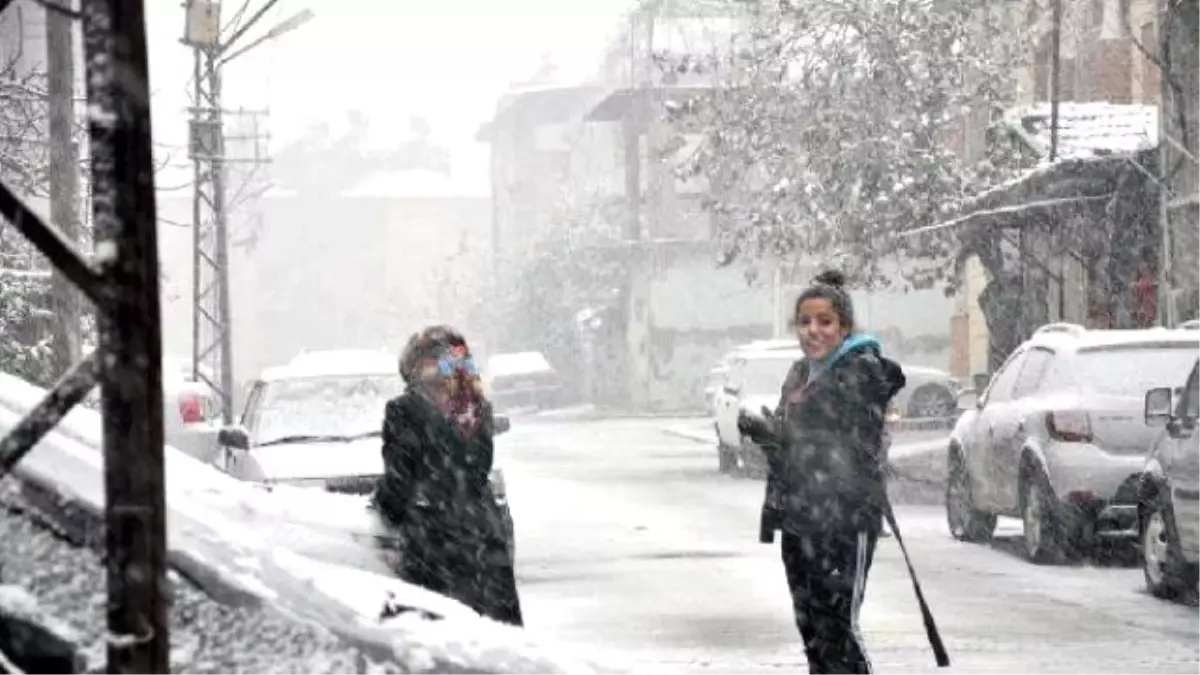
left=850, top=529, right=874, bottom=674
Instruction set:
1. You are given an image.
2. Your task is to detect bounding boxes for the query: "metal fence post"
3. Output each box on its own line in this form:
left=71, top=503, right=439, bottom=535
left=79, top=0, right=170, bottom=671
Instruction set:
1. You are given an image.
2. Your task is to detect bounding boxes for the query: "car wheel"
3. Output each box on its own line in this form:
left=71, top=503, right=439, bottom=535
left=739, top=435, right=767, bottom=479
left=1141, top=492, right=1198, bottom=601
left=907, top=385, right=956, bottom=420
left=1021, top=469, right=1066, bottom=564
left=945, top=450, right=996, bottom=543
left=717, top=440, right=738, bottom=474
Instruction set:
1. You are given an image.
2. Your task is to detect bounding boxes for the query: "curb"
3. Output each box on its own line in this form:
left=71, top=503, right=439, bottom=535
left=660, top=426, right=714, bottom=445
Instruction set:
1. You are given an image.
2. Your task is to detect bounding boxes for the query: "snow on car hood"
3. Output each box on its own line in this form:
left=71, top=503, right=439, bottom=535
left=0, top=373, right=606, bottom=673
left=738, top=394, right=778, bottom=418
left=252, top=437, right=382, bottom=482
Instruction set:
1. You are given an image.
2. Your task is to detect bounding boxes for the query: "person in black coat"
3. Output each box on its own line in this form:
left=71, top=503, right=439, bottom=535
left=373, top=326, right=523, bottom=626
left=740, top=270, right=905, bottom=674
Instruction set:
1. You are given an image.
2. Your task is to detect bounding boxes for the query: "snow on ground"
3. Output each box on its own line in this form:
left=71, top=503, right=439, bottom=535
left=0, top=371, right=606, bottom=673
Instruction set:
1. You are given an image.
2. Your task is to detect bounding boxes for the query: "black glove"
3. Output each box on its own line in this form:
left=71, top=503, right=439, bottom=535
left=759, top=501, right=784, bottom=544
left=759, top=475, right=785, bottom=544
left=737, top=407, right=780, bottom=446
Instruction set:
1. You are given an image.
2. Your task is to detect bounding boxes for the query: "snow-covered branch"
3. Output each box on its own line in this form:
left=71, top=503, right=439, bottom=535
left=658, top=0, right=1032, bottom=289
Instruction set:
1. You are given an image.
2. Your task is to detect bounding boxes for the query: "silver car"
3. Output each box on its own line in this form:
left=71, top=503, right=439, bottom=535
left=218, top=355, right=515, bottom=559
left=1139, top=359, right=1199, bottom=601
left=946, top=323, right=1199, bottom=563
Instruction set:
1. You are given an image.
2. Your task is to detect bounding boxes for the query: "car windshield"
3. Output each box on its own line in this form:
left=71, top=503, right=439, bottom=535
left=253, top=374, right=406, bottom=446
left=740, top=357, right=795, bottom=396
left=1076, top=344, right=1200, bottom=396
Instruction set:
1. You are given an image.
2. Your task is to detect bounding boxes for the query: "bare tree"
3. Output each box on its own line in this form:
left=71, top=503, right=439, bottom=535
left=0, top=40, right=61, bottom=386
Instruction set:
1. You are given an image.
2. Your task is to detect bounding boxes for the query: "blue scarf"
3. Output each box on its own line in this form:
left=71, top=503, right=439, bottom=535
left=805, top=333, right=881, bottom=385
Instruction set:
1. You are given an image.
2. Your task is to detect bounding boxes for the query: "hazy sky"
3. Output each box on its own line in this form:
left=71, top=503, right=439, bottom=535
left=146, top=0, right=634, bottom=193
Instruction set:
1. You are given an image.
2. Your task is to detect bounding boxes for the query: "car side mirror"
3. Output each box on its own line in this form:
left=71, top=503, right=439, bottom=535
left=956, top=389, right=980, bottom=411
left=494, top=414, right=511, bottom=435
left=218, top=425, right=250, bottom=450
left=1144, top=387, right=1173, bottom=427
left=972, top=373, right=991, bottom=394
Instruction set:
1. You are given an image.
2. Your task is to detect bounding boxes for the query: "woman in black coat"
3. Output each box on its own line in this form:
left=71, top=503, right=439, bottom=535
left=373, top=326, right=523, bottom=626
left=741, top=270, right=906, bottom=674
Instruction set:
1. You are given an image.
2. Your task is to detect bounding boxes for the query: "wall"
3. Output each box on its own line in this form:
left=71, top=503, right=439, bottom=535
left=646, top=247, right=773, bottom=411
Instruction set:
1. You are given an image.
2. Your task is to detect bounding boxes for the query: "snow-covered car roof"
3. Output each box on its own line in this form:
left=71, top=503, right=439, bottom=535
left=260, top=350, right=399, bottom=382
left=0, top=372, right=605, bottom=673
left=486, top=352, right=556, bottom=379
left=738, top=348, right=805, bottom=362
left=739, top=338, right=799, bottom=351
left=1029, top=325, right=1200, bottom=352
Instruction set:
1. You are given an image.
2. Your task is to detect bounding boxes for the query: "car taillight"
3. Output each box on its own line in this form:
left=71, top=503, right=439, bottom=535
left=1046, top=410, right=1092, bottom=443
left=179, top=393, right=206, bottom=424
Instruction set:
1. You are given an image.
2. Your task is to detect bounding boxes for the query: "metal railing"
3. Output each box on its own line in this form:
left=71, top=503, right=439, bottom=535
left=0, top=1, right=168, bottom=672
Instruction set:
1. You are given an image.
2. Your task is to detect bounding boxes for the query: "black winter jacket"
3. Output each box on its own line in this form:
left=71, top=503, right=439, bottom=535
left=373, top=391, right=499, bottom=538
left=764, top=341, right=905, bottom=535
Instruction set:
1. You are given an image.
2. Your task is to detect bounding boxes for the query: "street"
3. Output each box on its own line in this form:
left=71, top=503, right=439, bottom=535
left=501, top=417, right=1200, bottom=673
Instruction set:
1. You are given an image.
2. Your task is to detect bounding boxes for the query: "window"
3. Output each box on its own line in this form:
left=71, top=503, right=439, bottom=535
left=253, top=374, right=406, bottom=445
left=1074, top=344, right=1199, bottom=396
left=739, top=357, right=795, bottom=397
left=1012, top=348, right=1055, bottom=399
left=981, top=349, right=1026, bottom=405
left=240, top=382, right=266, bottom=428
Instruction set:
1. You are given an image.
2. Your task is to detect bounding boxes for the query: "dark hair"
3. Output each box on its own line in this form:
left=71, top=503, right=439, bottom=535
left=399, top=325, right=468, bottom=383
left=793, top=269, right=855, bottom=331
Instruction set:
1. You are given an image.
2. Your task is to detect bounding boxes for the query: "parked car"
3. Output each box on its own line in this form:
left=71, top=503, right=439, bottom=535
left=702, top=339, right=799, bottom=415
left=162, top=368, right=224, bottom=465
left=712, top=348, right=805, bottom=474
left=82, top=354, right=224, bottom=465
left=945, top=322, right=1200, bottom=563
left=1139, top=358, right=1199, bottom=600
left=216, top=353, right=515, bottom=558
left=484, top=351, right=565, bottom=412
left=890, top=365, right=960, bottom=421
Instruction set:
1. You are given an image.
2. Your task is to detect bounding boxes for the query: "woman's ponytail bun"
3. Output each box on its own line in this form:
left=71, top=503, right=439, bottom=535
left=814, top=269, right=846, bottom=289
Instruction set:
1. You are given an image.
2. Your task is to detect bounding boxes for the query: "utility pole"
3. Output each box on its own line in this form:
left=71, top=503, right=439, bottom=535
left=47, top=0, right=83, bottom=378
left=1048, top=0, right=1061, bottom=163
left=183, top=0, right=311, bottom=422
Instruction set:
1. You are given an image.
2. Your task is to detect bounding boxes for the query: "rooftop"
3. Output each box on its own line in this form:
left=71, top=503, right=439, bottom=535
left=999, top=102, right=1159, bottom=162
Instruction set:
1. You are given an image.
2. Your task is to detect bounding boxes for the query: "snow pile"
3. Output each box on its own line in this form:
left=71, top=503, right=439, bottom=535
left=0, top=371, right=608, bottom=673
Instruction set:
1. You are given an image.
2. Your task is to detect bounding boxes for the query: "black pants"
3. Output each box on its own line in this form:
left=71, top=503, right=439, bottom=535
left=781, top=528, right=879, bottom=674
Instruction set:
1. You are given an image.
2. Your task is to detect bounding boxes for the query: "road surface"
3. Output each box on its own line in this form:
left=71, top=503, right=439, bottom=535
left=501, top=416, right=1200, bottom=673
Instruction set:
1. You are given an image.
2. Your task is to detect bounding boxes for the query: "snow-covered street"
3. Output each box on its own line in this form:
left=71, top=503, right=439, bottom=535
left=502, top=417, right=1200, bottom=673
